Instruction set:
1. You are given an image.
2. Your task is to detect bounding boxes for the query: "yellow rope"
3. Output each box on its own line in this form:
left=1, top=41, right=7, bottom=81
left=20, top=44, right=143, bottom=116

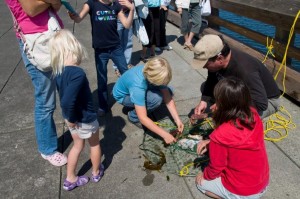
left=261, top=11, right=300, bottom=141
left=274, top=10, right=300, bottom=95
left=262, top=37, right=275, bottom=63
left=154, top=118, right=214, bottom=129
left=264, top=106, right=296, bottom=142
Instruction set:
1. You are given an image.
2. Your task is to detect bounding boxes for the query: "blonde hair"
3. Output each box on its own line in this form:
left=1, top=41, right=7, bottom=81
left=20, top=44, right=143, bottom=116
left=49, top=29, right=87, bottom=75
left=143, top=57, right=172, bottom=86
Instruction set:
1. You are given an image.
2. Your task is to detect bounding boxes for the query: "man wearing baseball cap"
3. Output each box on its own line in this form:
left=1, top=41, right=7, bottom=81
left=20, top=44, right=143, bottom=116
left=192, top=34, right=280, bottom=118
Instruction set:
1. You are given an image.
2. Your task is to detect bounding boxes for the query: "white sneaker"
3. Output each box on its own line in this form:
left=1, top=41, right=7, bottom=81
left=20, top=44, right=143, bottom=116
left=162, top=45, right=173, bottom=50
left=155, top=47, right=162, bottom=52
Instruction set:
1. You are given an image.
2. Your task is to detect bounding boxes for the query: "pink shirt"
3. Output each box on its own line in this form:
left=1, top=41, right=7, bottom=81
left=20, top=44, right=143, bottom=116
left=5, top=0, right=63, bottom=37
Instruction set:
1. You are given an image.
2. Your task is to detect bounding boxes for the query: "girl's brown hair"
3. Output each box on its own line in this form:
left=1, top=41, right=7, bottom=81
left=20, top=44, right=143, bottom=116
left=213, top=77, right=255, bottom=129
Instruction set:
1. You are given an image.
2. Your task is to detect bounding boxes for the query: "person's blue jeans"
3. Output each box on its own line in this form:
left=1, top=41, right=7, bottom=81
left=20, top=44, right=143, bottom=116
left=122, top=89, right=163, bottom=123
left=95, top=45, right=127, bottom=111
left=18, top=39, right=58, bottom=155
left=113, top=18, right=133, bottom=69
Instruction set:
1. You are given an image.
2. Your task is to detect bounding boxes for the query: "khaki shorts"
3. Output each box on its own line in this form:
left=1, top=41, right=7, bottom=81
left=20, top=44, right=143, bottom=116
left=68, top=119, right=99, bottom=139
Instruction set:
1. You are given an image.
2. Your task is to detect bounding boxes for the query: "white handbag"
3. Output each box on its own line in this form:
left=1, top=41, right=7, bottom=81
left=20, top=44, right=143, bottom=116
left=22, top=12, right=61, bottom=71
left=132, top=17, right=149, bottom=45
left=200, top=0, right=211, bottom=16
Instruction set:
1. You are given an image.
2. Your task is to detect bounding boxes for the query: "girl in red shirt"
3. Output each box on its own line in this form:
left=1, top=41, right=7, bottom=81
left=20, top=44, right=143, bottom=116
left=195, top=77, right=269, bottom=199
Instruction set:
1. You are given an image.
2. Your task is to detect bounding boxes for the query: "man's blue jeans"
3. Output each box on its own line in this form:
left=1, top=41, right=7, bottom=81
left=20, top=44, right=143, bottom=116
left=94, top=45, right=127, bottom=111
left=18, top=39, right=58, bottom=155
left=113, top=18, right=133, bottom=69
left=122, top=89, right=163, bottom=123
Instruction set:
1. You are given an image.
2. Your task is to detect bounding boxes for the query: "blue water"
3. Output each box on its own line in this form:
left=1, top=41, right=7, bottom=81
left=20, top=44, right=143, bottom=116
left=218, top=10, right=300, bottom=72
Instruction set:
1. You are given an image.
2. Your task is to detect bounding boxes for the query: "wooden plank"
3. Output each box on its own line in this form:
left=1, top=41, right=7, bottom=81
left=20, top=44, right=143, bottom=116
left=167, top=7, right=300, bottom=102
left=211, top=0, right=300, bottom=33
left=208, top=15, right=300, bottom=61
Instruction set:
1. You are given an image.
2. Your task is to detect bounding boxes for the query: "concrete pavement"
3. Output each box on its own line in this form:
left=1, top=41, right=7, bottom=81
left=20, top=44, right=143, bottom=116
left=1, top=0, right=300, bottom=198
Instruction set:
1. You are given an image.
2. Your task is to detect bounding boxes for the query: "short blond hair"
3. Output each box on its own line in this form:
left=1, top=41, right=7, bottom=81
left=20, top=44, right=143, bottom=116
left=143, top=57, right=172, bottom=86
left=49, top=29, right=87, bottom=75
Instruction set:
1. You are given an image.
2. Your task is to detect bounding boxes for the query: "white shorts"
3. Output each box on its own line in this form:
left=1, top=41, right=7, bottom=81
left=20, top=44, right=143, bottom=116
left=196, top=177, right=267, bottom=199
left=68, top=119, right=99, bottom=139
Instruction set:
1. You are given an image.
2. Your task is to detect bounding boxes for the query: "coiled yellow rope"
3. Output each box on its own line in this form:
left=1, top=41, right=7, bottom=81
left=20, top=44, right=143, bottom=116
left=264, top=106, right=296, bottom=142
left=262, top=10, right=300, bottom=141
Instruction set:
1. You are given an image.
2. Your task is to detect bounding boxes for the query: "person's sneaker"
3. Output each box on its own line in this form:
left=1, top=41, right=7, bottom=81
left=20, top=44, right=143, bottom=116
left=127, top=114, right=143, bottom=129
left=162, top=45, right=173, bottom=50
left=155, top=47, right=162, bottom=52
left=41, top=152, right=67, bottom=167
left=98, top=108, right=106, bottom=117
left=114, top=69, right=121, bottom=77
left=63, top=176, right=89, bottom=191
left=91, top=164, right=105, bottom=183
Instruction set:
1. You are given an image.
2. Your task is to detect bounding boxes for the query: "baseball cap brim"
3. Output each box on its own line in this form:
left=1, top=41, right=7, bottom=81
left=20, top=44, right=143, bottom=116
left=191, top=58, right=208, bottom=70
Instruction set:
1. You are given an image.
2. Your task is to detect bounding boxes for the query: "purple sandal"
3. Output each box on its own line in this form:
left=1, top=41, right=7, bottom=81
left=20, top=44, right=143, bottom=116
left=91, top=164, right=105, bottom=183
left=63, top=176, right=89, bottom=191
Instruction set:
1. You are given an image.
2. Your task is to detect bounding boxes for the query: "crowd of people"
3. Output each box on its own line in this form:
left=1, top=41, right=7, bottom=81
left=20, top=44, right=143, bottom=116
left=6, top=0, right=280, bottom=198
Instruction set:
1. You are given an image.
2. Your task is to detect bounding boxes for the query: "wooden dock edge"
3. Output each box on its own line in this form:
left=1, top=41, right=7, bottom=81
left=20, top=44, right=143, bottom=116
left=167, top=10, right=300, bottom=102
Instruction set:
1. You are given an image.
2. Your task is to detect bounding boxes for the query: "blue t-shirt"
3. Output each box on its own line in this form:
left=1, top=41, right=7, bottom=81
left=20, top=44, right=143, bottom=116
left=113, top=65, right=148, bottom=106
left=56, top=66, right=97, bottom=123
left=113, top=65, right=167, bottom=106
left=86, top=0, right=122, bottom=49
left=148, top=0, right=160, bottom=7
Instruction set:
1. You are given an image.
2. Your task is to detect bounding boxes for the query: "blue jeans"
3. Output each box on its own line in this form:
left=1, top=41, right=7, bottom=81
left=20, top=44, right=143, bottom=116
left=18, top=39, right=58, bottom=155
left=95, top=45, right=127, bottom=111
left=122, top=89, right=163, bottom=123
left=113, top=18, right=133, bottom=69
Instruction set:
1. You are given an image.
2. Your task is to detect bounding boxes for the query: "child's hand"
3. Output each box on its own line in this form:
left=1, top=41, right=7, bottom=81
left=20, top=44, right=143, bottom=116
left=177, top=7, right=182, bottom=15
left=65, top=120, right=77, bottom=129
left=68, top=11, right=79, bottom=20
left=210, top=103, right=217, bottom=112
left=163, top=132, right=176, bottom=144
left=119, top=0, right=134, bottom=11
left=195, top=172, right=204, bottom=185
left=196, top=139, right=210, bottom=155
left=160, top=5, right=168, bottom=11
left=175, top=119, right=184, bottom=133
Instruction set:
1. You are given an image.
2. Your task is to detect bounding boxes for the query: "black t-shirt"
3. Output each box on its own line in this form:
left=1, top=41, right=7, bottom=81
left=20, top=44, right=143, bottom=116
left=86, top=0, right=122, bottom=49
left=202, top=48, right=281, bottom=114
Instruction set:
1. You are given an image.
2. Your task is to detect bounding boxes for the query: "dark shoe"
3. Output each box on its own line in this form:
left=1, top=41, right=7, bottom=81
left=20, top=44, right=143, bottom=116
left=127, top=114, right=143, bottom=129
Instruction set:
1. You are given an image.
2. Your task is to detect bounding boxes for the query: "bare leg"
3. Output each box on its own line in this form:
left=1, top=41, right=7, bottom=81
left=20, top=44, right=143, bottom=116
left=66, top=133, right=85, bottom=182
left=205, top=191, right=222, bottom=199
left=88, top=130, right=102, bottom=176
left=186, top=32, right=195, bottom=46
left=184, top=33, right=189, bottom=44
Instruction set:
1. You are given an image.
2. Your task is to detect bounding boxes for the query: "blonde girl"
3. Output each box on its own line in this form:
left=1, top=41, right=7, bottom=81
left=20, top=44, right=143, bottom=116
left=49, top=29, right=104, bottom=191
